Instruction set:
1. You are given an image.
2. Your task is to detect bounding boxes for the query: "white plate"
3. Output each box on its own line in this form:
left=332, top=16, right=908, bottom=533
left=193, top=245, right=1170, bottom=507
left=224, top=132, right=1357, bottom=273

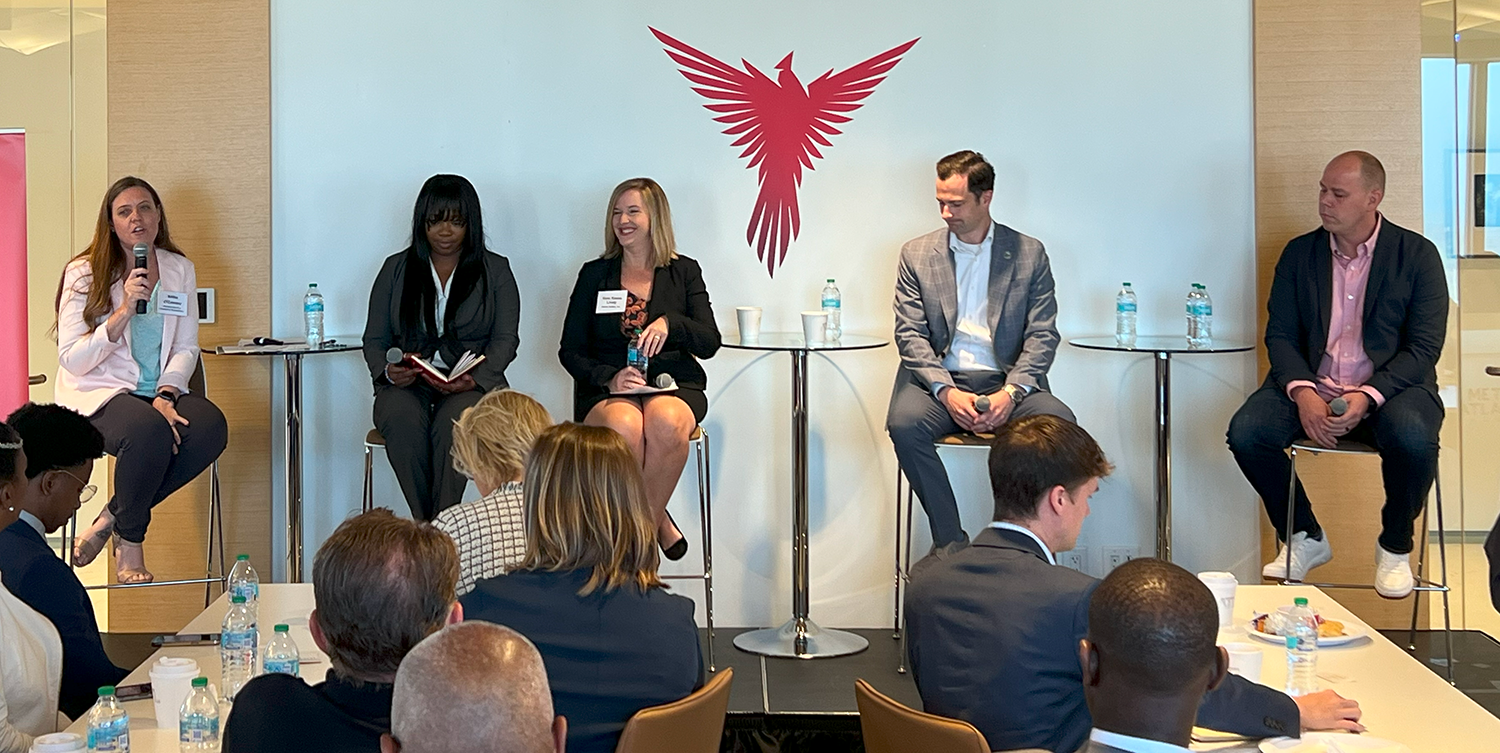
left=1246, top=616, right=1369, bottom=647
left=1259, top=732, right=1411, bottom=752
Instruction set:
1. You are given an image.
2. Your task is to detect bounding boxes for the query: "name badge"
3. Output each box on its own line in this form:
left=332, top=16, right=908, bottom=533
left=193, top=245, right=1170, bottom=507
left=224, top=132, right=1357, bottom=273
left=159, top=291, right=191, bottom=317
left=596, top=290, right=628, bottom=314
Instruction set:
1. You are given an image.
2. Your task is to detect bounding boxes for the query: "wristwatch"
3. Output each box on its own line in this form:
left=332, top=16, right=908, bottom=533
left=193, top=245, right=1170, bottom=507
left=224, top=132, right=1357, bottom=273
left=1001, top=383, right=1025, bottom=405
left=155, top=390, right=179, bottom=406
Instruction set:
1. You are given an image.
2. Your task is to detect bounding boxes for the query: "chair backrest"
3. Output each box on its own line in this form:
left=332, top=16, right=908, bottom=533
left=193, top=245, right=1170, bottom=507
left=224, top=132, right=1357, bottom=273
left=855, top=678, right=991, bottom=753
left=188, top=352, right=207, bottom=395
left=614, top=668, right=733, bottom=753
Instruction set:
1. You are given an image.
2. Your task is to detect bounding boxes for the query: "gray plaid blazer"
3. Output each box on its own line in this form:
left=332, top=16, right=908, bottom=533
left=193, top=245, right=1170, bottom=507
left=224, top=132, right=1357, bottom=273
left=891, top=222, right=1059, bottom=392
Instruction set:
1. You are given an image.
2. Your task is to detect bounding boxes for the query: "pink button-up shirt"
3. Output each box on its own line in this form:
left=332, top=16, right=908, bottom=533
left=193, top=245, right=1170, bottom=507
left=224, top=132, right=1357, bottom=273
left=1286, top=216, right=1385, bottom=408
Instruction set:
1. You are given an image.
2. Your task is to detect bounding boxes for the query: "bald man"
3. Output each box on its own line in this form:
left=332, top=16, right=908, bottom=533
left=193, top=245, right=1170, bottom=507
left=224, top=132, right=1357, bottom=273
left=1228, top=151, right=1448, bottom=598
left=381, top=622, right=566, bottom=753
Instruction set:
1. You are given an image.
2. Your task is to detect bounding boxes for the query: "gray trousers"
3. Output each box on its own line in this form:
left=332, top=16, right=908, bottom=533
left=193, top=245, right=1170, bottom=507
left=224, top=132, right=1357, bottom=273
left=373, top=383, right=483, bottom=521
left=887, top=369, right=1075, bottom=547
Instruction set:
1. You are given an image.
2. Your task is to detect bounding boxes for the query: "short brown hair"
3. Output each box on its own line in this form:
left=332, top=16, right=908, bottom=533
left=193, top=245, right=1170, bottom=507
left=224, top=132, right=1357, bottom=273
left=989, top=415, right=1112, bottom=522
left=312, top=509, right=459, bottom=680
left=936, top=150, right=995, bottom=199
left=519, top=423, right=662, bottom=596
left=450, top=390, right=552, bottom=487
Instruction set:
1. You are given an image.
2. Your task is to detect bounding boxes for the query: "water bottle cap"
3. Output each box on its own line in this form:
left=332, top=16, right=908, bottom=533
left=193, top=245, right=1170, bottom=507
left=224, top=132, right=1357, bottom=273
left=236, top=554, right=249, bottom=561
left=275, top=624, right=289, bottom=632
left=1294, top=597, right=1308, bottom=606
left=98, top=686, right=115, bottom=696
left=1122, top=282, right=1132, bottom=286
left=192, top=677, right=208, bottom=687
left=231, top=595, right=246, bottom=604
left=309, top=283, right=318, bottom=288
left=827, top=278, right=835, bottom=283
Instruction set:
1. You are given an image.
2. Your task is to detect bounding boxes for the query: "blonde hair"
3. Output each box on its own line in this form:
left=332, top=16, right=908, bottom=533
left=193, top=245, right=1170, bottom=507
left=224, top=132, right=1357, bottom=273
left=519, top=423, right=662, bottom=595
left=450, top=390, right=552, bottom=488
left=602, top=177, right=678, bottom=268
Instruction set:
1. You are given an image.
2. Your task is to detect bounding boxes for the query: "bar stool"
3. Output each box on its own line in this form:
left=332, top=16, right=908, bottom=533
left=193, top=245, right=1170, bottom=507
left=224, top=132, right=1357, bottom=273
left=1283, top=438, right=1453, bottom=682
left=661, top=426, right=716, bottom=670
left=362, top=429, right=384, bottom=512
left=893, top=431, right=993, bottom=673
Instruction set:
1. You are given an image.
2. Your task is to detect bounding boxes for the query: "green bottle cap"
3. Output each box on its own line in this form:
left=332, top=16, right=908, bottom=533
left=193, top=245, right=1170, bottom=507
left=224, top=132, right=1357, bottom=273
left=192, top=677, right=208, bottom=688
left=99, top=686, right=115, bottom=696
left=236, top=554, right=249, bottom=561
left=1294, top=597, right=1309, bottom=606
left=274, top=624, right=289, bottom=633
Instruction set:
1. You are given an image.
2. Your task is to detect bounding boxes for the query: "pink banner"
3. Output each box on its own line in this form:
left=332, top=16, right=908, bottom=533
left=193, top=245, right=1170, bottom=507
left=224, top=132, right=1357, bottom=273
left=0, top=131, right=28, bottom=417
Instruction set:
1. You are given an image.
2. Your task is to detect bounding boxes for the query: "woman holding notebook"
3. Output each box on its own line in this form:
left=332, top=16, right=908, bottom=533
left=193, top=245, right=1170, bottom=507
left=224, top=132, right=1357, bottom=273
left=363, top=174, right=521, bottom=521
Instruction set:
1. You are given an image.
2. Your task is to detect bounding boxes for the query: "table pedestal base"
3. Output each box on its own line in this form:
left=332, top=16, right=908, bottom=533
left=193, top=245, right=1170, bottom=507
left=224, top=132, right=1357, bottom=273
left=733, top=617, right=870, bottom=659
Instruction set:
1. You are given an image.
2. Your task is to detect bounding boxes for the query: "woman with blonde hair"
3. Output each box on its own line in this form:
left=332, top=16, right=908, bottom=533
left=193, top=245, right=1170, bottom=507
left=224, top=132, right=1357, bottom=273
left=558, top=178, right=720, bottom=561
left=433, top=389, right=552, bottom=596
left=53, top=176, right=228, bottom=583
left=460, top=423, right=702, bottom=753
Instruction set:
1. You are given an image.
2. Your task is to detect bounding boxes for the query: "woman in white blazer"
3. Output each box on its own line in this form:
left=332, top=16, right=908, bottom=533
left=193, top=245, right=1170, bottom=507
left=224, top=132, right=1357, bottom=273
left=53, top=177, right=228, bottom=584
left=0, top=422, right=64, bottom=751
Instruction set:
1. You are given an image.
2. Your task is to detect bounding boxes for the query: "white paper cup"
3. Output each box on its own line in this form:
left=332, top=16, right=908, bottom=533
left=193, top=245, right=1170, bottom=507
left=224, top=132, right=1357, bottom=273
left=1197, top=571, right=1238, bottom=628
left=149, top=656, right=201, bottom=730
left=31, top=733, right=85, bottom=753
left=736, top=306, right=763, bottom=342
left=801, top=311, right=828, bottom=344
left=1223, top=642, right=1264, bottom=683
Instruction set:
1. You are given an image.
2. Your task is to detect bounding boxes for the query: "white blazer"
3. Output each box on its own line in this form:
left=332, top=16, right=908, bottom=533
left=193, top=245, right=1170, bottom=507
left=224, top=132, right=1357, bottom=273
left=55, top=249, right=200, bottom=417
left=0, top=576, right=62, bottom=752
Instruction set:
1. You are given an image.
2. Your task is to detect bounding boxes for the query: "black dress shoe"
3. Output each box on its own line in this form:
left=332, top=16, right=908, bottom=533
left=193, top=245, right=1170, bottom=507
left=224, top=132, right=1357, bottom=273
left=662, top=511, right=690, bottom=561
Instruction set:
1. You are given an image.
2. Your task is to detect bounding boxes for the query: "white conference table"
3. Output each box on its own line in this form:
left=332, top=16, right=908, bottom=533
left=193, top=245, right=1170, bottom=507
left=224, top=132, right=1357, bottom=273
left=65, top=585, right=1500, bottom=752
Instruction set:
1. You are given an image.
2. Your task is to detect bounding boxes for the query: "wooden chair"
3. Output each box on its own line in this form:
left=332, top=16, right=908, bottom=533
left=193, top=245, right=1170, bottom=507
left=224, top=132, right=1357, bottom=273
left=854, top=678, right=1003, bottom=753
left=614, top=667, right=733, bottom=753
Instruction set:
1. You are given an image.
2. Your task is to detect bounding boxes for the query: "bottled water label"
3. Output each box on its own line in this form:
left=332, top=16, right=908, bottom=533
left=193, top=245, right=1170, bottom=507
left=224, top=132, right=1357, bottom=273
left=230, top=581, right=258, bottom=602
left=264, top=658, right=298, bottom=676
left=180, top=714, right=219, bottom=744
left=1117, top=300, right=1137, bottom=312
left=304, top=299, right=323, bottom=312
left=821, top=296, right=839, bottom=308
left=88, top=717, right=130, bottom=751
left=222, top=628, right=256, bottom=650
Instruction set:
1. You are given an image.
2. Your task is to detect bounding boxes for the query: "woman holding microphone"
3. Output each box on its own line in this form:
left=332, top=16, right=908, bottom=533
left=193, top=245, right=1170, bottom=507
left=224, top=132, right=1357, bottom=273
left=54, top=176, right=228, bottom=584
left=559, top=178, right=720, bottom=560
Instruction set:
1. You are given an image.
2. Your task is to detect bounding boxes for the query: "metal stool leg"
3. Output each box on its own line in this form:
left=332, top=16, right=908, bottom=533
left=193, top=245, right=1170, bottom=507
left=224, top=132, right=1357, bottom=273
left=1283, top=447, right=1299, bottom=582
left=696, top=429, right=715, bottom=672
left=1435, top=474, right=1454, bottom=684
left=893, top=466, right=905, bottom=639
left=205, top=462, right=223, bottom=608
left=363, top=445, right=375, bottom=513
left=1407, top=501, right=1430, bottom=650
left=897, top=483, right=915, bottom=674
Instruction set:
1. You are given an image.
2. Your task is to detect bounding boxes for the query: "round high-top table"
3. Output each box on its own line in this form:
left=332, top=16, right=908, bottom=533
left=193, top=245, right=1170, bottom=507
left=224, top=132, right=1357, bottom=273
left=1068, top=335, right=1253, bottom=561
left=211, top=337, right=360, bottom=581
left=724, top=332, right=888, bottom=659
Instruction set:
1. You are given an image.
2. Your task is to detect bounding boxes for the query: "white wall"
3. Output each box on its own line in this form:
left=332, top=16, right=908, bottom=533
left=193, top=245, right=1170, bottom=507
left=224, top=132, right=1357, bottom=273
left=270, top=0, right=1262, bottom=626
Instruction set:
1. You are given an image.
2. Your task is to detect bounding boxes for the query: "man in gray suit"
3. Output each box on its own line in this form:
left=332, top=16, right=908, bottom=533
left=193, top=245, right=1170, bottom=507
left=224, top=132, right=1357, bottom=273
left=905, top=415, right=1364, bottom=753
left=889, top=150, right=1075, bottom=549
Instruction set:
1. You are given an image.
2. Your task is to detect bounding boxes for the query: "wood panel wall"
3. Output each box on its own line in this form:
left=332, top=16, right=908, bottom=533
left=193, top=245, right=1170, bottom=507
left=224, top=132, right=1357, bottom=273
left=107, top=1, right=272, bottom=631
left=1253, top=0, right=1429, bottom=629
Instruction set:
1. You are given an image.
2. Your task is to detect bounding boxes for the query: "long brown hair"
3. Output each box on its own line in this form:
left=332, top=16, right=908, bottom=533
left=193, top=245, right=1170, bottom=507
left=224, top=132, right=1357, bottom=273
left=55, top=176, right=186, bottom=329
left=519, top=423, right=663, bottom=595
left=601, top=177, right=678, bottom=268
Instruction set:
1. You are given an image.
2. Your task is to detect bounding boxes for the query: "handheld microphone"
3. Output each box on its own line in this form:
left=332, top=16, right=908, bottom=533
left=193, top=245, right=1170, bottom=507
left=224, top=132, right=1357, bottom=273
left=975, top=395, right=991, bottom=413
left=1330, top=397, right=1348, bottom=416
left=132, top=244, right=149, bottom=314
left=654, top=373, right=677, bottom=389
left=386, top=347, right=405, bottom=365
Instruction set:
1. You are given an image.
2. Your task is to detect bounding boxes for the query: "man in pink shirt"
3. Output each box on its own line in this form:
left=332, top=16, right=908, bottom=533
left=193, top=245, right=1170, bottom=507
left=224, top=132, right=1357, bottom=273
left=1227, top=151, right=1448, bottom=598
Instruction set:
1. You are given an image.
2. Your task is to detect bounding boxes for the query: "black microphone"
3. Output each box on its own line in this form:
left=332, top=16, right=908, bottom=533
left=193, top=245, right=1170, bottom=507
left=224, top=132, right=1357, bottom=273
left=132, top=244, right=149, bottom=314
left=654, top=373, right=677, bottom=389
left=386, top=347, right=405, bottom=365
left=1330, top=397, right=1348, bottom=416
left=975, top=395, right=991, bottom=413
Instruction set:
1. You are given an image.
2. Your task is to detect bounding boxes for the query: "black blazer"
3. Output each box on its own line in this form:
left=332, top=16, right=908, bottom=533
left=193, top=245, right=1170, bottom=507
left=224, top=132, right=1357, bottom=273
left=460, top=569, right=704, bottom=753
left=0, top=519, right=127, bottom=719
left=558, top=255, right=721, bottom=420
left=1264, top=218, right=1447, bottom=403
left=222, top=670, right=392, bottom=753
left=362, top=250, right=521, bottom=392
left=905, top=528, right=1299, bottom=753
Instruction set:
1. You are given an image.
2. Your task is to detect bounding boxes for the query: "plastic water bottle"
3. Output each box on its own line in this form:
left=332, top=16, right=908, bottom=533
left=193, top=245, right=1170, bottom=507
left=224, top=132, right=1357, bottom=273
left=1114, top=282, right=1137, bottom=345
left=263, top=624, right=300, bottom=677
left=303, top=283, right=324, bottom=348
left=86, top=686, right=131, bottom=752
left=821, top=279, right=842, bottom=341
left=626, top=329, right=649, bottom=375
left=1194, top=283, right=1213, bottom=347
left=1184, top=285, right=1200, bottom=346
left=226, top=554, right=259, bottom=616
left=178, top=677, right=220, bottom=752
left=1284, top=597, right=1319, bottom=696
left=220, top=595, right=258, bottom=702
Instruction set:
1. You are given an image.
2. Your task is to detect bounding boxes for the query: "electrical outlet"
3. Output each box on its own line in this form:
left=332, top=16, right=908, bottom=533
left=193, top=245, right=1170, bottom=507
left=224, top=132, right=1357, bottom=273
left=1102, top=546, right=1139, bottom=573
left=1060, top=547, right=1088, bottom=573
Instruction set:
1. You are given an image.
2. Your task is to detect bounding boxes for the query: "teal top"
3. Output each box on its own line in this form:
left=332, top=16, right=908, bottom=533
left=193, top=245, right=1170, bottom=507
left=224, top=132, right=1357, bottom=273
left=130, top=283, right=164, bottom=397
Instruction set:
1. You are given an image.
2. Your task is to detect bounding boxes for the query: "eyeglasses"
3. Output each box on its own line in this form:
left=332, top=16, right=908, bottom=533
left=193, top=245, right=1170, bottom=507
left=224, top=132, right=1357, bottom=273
left=55, top=468, right=97, bottom=505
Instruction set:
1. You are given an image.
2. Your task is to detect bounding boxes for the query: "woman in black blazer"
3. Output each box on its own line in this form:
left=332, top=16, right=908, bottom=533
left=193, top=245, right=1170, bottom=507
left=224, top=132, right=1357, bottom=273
left=363, top=175, right=521, bottom=521
left=559, top=178, right=720, bottom=559
left=459, top=423, right=703, bottom=753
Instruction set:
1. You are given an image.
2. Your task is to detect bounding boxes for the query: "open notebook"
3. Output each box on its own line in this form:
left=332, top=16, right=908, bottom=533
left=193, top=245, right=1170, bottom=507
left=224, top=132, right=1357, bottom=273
left=408, top=351, right=485, bottom=383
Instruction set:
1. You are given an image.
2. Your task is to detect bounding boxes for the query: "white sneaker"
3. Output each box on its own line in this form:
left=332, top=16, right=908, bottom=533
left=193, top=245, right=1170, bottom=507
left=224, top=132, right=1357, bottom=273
left=1261, top=531, right=1333, bottom=581
left=1375, top=545, right=1415, bottom=599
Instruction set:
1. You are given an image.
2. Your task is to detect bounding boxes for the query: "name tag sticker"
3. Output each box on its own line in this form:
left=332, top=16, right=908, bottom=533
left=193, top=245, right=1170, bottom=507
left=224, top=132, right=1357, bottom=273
left=596, top=290, right=628, bottom=314
left=159, top=291, right=191, bottom=317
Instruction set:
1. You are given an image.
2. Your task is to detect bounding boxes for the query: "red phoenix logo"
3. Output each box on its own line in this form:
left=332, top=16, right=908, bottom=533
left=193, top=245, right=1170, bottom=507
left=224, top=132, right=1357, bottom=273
left=652, top=28, right=918, bottom=276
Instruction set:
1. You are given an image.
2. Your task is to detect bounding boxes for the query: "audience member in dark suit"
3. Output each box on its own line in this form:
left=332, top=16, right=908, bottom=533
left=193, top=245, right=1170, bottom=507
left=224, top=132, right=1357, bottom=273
left=461, top=423, right=703, bottom=753
left=364, top=174, right=522, bottom=521
left=381, top=622, right=566, bottom=753
left=1227, top=151, right=1447, bottom=598
left=558, top=178, right=721, bottom=561
left=905, top=415, right=1363, bottom=753
left=223, top=509, right=463, bottom=753
left=0, top=403, right=126, bottom=719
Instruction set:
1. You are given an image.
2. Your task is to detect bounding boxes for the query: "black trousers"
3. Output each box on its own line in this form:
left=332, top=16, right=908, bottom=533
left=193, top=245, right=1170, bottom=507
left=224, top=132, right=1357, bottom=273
left=89, top=392, right=228, bottom=543
left=1226, top=384, right=1443, bottom=555
left=373, top=382, right=482, bottom=521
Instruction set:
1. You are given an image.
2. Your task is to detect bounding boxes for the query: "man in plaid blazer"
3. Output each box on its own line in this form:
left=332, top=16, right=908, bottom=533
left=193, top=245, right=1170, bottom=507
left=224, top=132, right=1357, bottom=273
left=888, top=150, right=1075, bottom=550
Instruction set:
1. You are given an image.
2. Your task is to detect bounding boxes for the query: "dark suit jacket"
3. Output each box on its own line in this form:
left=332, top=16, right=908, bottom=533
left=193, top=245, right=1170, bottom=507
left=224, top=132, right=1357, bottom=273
left=0, top=518, right=127, bottom=719
left=905, top=528, right=1298, bottom=753
left=222, top=670, right=392, bottom=753
left=1264, top=217, right=1447, bottom=402
left=362, top=249, right=521, bottom=392
left=1486, top=514, right=1500, bottom=613
left=558, top=255, right=721, bottom=420
left=460, top=569, right=704, bottom=753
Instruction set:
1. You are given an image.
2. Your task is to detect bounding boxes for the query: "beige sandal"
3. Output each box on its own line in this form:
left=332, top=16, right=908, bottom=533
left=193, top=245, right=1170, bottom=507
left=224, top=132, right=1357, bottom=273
left=113, top=537, right=154, bottom=585
left=71, top=514, right=114, bottom=568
